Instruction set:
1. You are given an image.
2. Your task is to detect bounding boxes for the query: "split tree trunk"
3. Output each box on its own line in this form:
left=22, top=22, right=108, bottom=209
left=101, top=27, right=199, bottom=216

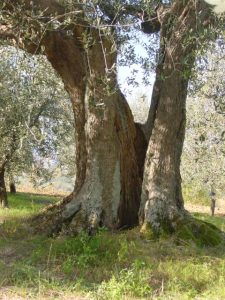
left=33, top=29, right=145, bottom=235
left=0, top=167, right=8, bottom=208
left=139, top=0, right=213, bottom=235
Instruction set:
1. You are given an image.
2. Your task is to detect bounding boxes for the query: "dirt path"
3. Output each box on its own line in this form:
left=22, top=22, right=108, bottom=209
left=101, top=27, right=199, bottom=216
left=185, top=199, right=225, bottom=216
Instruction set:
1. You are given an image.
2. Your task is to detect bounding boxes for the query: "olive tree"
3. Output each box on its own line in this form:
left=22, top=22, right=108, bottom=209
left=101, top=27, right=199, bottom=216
left=0, top=46, right=74, bottom=207
left=182, top=44, right=225, bottom=197
left=0, top=0, right=224, bottom=242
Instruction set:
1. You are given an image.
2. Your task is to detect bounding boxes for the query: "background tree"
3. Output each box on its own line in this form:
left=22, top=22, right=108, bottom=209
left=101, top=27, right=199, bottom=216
left=182, top=43, right=225, bottom=199
left=0, top=46, right=75, bottom=207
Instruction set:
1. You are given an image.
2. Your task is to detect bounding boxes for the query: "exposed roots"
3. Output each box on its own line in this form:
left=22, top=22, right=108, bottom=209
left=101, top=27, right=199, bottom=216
left=30, top=192, right=118, bottom=237
left=30, top=193, right=74, bottom=236
left=175, top=217, right=225, bottom=247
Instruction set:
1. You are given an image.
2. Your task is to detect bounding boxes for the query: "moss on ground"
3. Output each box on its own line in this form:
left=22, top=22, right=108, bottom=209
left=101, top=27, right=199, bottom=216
left=140, top=216, right=224, bottom=247
left=176, top=218, right=224, bottom=247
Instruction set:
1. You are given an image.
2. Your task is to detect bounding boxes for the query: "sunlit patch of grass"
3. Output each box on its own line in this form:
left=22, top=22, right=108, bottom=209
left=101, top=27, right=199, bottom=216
left=1, top=193, right=225, bottom=299
left=193, top=212, right=225, bottom=231
left=0, top=192, right=59, bottom=241
left=0, top=192, right=58, bottom=220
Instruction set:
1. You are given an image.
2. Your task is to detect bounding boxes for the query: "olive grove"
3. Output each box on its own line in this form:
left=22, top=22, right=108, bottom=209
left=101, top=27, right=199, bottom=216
left=0, top=46, right=75, bottom=207
left=181, top=42, right=225, bottom=197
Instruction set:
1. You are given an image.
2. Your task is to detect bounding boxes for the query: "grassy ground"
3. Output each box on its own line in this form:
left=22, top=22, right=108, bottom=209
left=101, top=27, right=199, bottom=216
left=0, top=193, right=225, bottom=299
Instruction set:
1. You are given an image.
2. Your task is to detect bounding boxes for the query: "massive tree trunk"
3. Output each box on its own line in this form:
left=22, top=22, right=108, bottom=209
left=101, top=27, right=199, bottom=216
left=2, top=0, right=220, bottom=244
left=139, top=0, right=213, bottom=236
left=0, top=167, right=8, bottom=208
left=33, top=29, right=145, bottom=235
left=1, top=0, right=147, bottom=234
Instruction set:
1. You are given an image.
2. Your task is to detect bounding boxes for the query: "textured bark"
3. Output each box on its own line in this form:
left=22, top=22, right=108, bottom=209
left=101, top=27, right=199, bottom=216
left=1, top=0, right=147, bottom=234
left=140, top=0, right=213, bottom=235
left=0, top=167, right=8, bottom=208
left=2, top=0, right=216, bottom=239
left=32, top=29, right=144, bottom=235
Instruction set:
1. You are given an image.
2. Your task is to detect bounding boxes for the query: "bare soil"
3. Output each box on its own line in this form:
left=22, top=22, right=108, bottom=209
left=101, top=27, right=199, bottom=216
left=185, top=199, right=225, bottom=216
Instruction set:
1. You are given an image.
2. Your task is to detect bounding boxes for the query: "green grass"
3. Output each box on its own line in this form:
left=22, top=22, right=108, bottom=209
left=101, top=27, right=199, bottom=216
left=183, top=185, right=211, bottom=206
left=193, top=212, right=225, bottom=231
left=0, top=192, right=58, bottom=220
left=0, top=193, right=225, bottom=299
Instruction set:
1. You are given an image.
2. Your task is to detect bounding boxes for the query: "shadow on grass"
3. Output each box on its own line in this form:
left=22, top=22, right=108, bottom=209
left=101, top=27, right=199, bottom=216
left=0, top=192, right=61, bottom=243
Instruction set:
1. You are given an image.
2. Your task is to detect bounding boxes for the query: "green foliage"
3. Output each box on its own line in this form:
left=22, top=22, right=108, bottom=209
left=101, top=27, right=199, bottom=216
left=0, top=46, right=75, bottom=187
left=181, top=44, right=225, bottom=197
left=95, top=261, right=152, bottom=299
left=183, top=184, right=211, bottom=206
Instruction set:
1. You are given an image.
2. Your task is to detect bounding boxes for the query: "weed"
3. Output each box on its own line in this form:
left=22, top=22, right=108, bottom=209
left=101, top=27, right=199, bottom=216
left=94, top=260, right=152, bottom=300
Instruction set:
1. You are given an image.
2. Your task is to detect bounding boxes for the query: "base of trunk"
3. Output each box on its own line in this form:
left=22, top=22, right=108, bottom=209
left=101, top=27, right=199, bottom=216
left=140, top=213, right=224, bottom=247
left=31, top=194, right=74, bottom=236
left=176, top=217, right=225, bottom=247
left=140, top=200, right=188, bottom=236
left=32, top=176, right=139, bottom=237
left=31, top=200, right=124, bottom=237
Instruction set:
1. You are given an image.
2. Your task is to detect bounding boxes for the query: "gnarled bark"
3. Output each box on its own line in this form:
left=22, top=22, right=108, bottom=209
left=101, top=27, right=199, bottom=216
left=1, top=0, right=147, bottom=234
left=32, top=29, right=145, bottom=235
left=139, top=0, right=213, bottom=236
